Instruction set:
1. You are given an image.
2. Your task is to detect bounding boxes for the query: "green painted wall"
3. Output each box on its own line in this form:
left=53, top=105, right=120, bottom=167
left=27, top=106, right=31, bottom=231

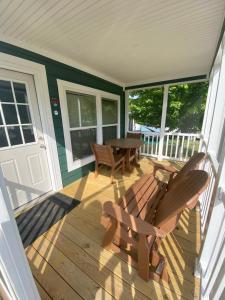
left=0, top=41, right=125, bottom=186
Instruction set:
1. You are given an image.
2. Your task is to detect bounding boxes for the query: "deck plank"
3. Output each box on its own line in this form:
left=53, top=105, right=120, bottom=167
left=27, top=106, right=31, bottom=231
left=46, top=219, right=195, bottom=300
left=34, top=227, right=151, bottom=300
left=26, top=246, right=83, bottom=300
left=35, top=280, right=52, bottom=300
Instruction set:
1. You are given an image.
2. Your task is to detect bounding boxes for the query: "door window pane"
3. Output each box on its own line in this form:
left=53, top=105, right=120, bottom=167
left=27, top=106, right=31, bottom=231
left=22, top=125, right=35, bottom=143
left=0, top=80, right=14, bottom=103
left=0, top=127, right=8, bottom=147
left=2, top=104, right=18, bottom=124
left=102, top=98, right=118, bottom=125
left=13, top=82, right=28, bottom=103
left=18, top=105, right=32, bottom=124
left=66, top=93, right=80, bottom=127
left=70, top=128, right=96, bottom=161
left=7, top=126, right=23, bottom=145
left=80, top=94, right=96, bottom=126
left=103, top=126, right=117, bottom=143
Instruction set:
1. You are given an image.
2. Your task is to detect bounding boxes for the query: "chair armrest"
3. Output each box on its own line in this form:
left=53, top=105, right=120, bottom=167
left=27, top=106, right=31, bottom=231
left=103, top=201, right=165, bottom=237
left=153, top=162, right=178, bottom=174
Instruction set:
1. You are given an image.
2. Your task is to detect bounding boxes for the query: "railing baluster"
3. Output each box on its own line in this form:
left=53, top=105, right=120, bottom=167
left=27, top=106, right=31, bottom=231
left=185, top=136, right=190, bottom=160
left=154, top=135, right=156, bottom=155
left=170, top=135, right=174, bottom=157
left=151, top=135, right=153, bottom=155
left=175, top=134, right=179, bottom=159
left=147, top=135, right=150, bottom=155
left=156, top=135, right=159, bottom=155
left=180, top=135, right=185, bottom=160
left=143, top=135, right=146, bottom=154
left=192, top=136, right=196, bottom=155
left=165, top=134, right=169, bottom=157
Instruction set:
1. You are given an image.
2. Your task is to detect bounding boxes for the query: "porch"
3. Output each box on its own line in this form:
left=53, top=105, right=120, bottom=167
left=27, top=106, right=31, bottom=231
left=0, top=1, right=225, bottom=299
left=24, top=157, right=200, bottom=300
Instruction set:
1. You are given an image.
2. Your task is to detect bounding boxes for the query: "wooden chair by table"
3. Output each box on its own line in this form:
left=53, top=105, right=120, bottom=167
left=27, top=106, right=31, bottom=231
left=152, top=152, right=206, bottom=194
left=91, top=143, right=125, bottom=184
left=101, top=170, right=209, bottom=282
left=126, top=131, right=142, bottom=159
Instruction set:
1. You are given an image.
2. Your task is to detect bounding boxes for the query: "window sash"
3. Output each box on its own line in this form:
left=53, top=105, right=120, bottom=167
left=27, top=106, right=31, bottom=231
left=58, top=80, right=120, bottom=171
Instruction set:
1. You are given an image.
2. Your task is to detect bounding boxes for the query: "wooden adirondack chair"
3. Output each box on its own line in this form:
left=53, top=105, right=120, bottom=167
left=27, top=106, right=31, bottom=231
left=102, top=170, right=209, bottom=282
left=152, top=152, right=206, bottom=192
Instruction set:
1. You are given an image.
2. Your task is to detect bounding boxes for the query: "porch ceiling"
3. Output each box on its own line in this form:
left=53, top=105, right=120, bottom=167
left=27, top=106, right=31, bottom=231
left=0, top=0, right=225, bottom=86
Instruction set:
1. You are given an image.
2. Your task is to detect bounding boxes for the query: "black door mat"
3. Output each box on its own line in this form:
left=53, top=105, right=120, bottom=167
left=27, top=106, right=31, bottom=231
left=16, top=193, right=80, bottom=248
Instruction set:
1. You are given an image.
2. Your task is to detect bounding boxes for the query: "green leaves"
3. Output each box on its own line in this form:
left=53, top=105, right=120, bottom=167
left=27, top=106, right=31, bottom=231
left=129, top=82, right=208, bottom=132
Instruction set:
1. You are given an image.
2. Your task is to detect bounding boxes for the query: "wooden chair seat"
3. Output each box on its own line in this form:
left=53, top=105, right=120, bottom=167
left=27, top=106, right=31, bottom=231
left=102, top=170, right=209, bottom=282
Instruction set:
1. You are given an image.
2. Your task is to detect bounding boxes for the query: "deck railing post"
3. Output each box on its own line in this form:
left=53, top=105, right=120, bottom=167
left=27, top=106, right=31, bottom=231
left=158, top=84, right=169, bottom=160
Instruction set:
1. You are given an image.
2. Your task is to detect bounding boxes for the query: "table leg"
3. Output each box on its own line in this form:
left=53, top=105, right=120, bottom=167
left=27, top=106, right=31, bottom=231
left=125, top=149, right=132, bottom=172
left=133, top=152, right=141, bottom=168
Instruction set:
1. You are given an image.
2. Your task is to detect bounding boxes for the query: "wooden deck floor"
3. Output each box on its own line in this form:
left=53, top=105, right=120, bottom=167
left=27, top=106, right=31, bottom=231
left=24, top=157, right=200, bottom=300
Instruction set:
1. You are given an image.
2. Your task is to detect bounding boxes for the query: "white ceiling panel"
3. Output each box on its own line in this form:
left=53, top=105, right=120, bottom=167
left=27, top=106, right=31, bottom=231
left=0, top=0, right=225, bottom=86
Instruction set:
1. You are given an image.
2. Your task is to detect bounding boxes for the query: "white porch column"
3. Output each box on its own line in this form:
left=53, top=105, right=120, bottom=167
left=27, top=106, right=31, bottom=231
left=0, top=169, right=40, bottom=300
left=125, top=90, right=129, bottom=134
left=158, top=84, right=169, bottom=160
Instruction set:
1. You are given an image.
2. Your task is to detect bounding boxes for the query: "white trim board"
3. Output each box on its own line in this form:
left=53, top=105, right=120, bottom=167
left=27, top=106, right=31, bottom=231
left=57, top=79, right=120, bottom=172
left=0, top=52, right=63, bottom=193
left=0, top=168, right=40, bottom=300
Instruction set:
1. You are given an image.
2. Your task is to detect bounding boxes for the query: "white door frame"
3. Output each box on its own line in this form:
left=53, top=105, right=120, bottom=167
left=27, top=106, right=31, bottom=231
left=0, top=52, right=63, bottom=195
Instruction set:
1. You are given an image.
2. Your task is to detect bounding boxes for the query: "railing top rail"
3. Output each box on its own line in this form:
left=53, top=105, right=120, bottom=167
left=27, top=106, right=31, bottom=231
left=140, top=132, right=200, bottom=137
left=164, top=132, right=200, bottom=137
left=140, top=132, right=160, bottom=136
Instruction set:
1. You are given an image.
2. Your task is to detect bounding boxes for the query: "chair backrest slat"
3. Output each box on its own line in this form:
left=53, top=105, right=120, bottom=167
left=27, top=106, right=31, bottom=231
left=126, top=132, right=142, bottom=140
left=91, top=143, right=114, bottom=166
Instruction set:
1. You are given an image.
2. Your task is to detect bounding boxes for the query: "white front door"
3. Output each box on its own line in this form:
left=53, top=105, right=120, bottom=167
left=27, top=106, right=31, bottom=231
left=0, top=68, right=52, bottom=209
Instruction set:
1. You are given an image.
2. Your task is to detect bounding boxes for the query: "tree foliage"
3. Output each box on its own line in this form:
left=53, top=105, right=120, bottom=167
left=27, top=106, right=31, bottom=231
left=129, top=82, right=208, bottom=132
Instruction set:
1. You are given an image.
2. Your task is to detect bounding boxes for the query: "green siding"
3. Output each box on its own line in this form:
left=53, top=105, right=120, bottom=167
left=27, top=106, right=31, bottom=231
left=0, top=41, right=125, bottom=186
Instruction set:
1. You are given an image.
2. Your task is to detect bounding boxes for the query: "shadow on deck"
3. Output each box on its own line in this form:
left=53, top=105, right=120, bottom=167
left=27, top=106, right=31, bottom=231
left=19, top=157, right=200, bottom=300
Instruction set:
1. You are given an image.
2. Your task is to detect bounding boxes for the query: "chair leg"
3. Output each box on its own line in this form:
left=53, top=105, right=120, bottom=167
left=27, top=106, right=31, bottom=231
left=95, top=162, right=99, bottom=178
left=102, top=218, right=117, bottom=250
left=138, top=234, right=150, bottom=281
left=121, top=159, right=125, bottom=174
left=111, top=167, right=115, bottom=184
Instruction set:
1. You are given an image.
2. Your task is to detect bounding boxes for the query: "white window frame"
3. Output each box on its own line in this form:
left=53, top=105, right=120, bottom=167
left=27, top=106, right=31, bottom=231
left=57, top=80, right=120, bottom=172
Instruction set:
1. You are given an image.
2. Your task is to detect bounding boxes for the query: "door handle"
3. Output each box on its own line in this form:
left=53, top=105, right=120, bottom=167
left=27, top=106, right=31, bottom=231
left=40, top=144, right=46, bottom=149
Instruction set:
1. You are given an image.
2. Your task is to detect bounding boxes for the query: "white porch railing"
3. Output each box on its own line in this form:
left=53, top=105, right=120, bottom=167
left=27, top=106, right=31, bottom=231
left=140, top=132, right=200, bottom=161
